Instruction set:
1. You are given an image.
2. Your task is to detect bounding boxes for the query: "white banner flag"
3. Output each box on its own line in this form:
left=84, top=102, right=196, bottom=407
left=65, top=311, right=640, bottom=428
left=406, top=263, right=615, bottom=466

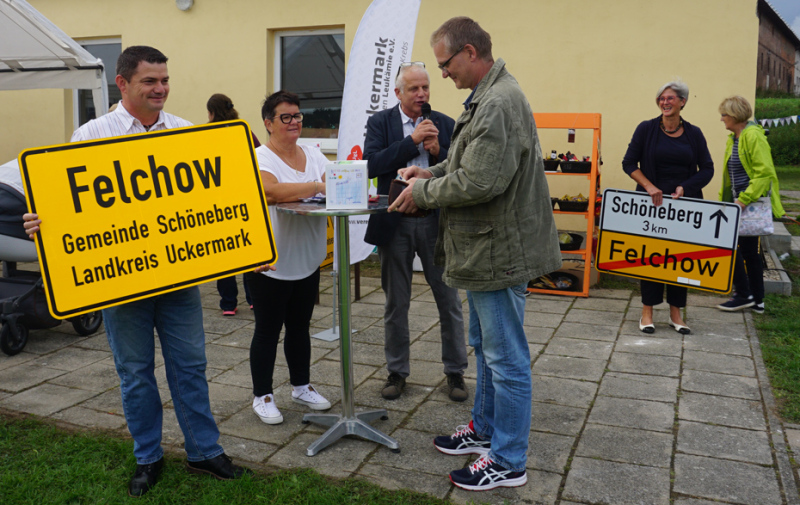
left=336, top=0, right=422, bottom=265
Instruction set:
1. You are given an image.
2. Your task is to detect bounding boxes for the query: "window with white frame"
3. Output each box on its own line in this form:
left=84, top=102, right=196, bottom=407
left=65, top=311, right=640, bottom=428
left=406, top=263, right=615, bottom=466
left=74, top=39, right=121, bottom=128
left=274, top=29, right=345, bottom=152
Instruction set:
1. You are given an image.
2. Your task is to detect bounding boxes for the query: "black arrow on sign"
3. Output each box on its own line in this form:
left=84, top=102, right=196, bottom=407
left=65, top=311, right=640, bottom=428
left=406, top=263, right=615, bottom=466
left=709, top=209, right=728, bottom=239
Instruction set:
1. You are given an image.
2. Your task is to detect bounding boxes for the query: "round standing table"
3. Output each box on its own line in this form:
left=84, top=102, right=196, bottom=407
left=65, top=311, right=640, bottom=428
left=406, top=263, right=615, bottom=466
left=276, top=196, right=399, bottom=456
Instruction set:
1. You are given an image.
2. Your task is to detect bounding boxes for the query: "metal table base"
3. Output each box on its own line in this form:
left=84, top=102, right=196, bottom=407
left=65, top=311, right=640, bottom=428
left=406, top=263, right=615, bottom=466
left=302, top=409, right=398, bottom=456
left=277, top=200, right=398, bottom=456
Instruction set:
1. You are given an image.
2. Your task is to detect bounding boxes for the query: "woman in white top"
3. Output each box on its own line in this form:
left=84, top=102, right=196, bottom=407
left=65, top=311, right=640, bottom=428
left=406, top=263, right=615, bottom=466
left=246, top=91, right=331, bottom=425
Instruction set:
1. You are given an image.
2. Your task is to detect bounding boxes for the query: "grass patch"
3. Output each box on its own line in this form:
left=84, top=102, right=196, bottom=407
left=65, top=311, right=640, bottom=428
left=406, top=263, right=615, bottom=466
left=775, top=165, right=800, bottom=233
left=0, top=416, right=452, bottom=505
left=755, top=97, right=800, bottom=118
left=754, top=255, right=800, bottom=423
left=357, top=257, right=381, bottom=278
left=595, top=272, right=639, bottom=292
left=756, top=89, right=799, bottom=100
left=776, top=165, right=800, bottom=192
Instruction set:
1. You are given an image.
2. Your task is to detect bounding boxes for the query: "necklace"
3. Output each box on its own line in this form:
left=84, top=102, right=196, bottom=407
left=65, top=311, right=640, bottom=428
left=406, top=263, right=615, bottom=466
left=660, top=118, right=683, bottom=134
left=268, top=140, right=305, bottom=172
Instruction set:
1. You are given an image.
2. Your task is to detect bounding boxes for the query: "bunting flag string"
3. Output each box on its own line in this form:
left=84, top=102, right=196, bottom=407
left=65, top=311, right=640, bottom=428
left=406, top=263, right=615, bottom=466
left=757, top=116, right=799, bottom=128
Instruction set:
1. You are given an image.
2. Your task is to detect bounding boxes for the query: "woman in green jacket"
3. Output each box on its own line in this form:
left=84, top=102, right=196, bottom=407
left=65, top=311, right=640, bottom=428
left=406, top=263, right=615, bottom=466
left=717, top=95, right=784, bottom=313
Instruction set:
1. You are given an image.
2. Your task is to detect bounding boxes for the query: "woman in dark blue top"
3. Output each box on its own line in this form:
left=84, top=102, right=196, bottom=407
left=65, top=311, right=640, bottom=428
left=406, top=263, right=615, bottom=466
left=207, top=93, right=257, bottom=315
left=622, top=80, right=714, bottom=335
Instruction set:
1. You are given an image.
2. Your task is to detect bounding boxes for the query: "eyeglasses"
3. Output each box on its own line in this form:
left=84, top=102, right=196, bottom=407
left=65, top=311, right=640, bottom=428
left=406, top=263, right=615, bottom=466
left=399, top=61, right=425, bottom=69
left=437, top=45, right=465, bottom=71
left=658, top=95, right=681, bottom=103
left=271, top=112, right=304, bottom=124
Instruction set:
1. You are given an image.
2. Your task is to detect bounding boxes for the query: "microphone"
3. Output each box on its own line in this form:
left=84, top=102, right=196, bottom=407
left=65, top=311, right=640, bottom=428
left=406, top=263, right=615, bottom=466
left=421, top=103, right=431, bottom=121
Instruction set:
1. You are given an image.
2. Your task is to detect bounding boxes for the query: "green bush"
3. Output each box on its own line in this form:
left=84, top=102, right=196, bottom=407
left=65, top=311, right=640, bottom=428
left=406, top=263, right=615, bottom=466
left=767, top=123, right=800, bottom=165
left=755, top=98, right=800, bottom=166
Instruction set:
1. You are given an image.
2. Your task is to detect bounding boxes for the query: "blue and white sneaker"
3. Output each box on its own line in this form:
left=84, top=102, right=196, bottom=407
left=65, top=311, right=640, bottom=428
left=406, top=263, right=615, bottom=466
left=433, top=421, right=491, bottom=455
left=449, top=454, right=528, bottom=491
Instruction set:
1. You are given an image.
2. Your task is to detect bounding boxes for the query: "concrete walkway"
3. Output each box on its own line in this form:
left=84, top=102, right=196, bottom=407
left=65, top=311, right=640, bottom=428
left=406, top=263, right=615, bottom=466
left=1, top=271, right=799, bottom=504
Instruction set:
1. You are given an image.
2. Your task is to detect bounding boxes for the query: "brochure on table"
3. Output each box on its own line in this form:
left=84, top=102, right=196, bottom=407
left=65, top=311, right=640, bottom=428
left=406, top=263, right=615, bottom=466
left=326, top=161, right=368, bottom=210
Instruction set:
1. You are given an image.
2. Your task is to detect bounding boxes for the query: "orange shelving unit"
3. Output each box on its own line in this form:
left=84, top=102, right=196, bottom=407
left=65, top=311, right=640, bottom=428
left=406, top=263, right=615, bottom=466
left=528, top=113, right=601, bottom=298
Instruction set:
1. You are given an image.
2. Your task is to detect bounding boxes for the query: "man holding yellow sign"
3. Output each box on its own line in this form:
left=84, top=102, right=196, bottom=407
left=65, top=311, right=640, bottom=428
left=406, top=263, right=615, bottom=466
left=23, top=46, right=254, bottom=497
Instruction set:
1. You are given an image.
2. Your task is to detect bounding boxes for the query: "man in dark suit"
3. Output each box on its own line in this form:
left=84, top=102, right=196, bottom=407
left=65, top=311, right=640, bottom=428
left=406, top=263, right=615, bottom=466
left=364, top=62, right=467, bottom=402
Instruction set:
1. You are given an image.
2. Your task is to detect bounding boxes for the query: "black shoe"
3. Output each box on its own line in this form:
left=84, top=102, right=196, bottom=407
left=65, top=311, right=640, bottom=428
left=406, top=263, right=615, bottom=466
left=717, top=295, right=754, bottom=312
left=446, top=373, right=468, bottom=402
left=381, top=373, right=406, bottom=400
left=752, top=302, right=765, bottom=314
left=186, top=453, right=252, bottom=480
left=128, top=458, right=164, bottom=497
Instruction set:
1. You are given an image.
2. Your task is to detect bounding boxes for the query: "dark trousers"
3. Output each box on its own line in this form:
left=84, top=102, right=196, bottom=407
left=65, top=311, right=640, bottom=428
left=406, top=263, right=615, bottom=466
left=640, top=280, right=687, bottom=308
left=732, top=236, right=764, bottom=303
left=378, top=215, right=467, bottom=378
left=245, top=269, right=319, bottom=396
left=217, top=275, right=252, bottom=311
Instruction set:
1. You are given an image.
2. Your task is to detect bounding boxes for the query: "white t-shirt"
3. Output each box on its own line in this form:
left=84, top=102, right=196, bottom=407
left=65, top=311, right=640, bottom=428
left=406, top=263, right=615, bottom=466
left=256, top=144, right=327, bottom=280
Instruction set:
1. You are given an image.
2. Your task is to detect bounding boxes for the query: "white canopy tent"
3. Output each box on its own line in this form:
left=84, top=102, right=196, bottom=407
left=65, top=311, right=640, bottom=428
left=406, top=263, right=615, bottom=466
left=0, top=0, right=108, bottom=116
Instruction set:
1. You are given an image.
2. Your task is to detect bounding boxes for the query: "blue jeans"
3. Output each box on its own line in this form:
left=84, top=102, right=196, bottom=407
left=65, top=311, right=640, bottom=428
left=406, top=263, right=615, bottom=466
left=103, top=287, right=223, bottom=464
left=468, top=283, right=530, bottom=472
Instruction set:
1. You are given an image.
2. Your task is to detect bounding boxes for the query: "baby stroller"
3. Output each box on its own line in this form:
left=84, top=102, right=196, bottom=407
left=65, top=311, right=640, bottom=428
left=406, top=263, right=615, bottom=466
left=0, top=159, right=103, bottom=356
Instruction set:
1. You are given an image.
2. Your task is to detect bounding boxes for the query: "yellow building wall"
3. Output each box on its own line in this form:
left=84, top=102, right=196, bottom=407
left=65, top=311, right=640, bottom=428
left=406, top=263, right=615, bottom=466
left=0, top=0, right=758, bottom=198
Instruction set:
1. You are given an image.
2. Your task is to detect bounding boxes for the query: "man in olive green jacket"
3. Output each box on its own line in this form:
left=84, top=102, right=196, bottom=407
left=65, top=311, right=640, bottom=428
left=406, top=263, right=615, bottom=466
left=389, top=16, right=561, bottom=491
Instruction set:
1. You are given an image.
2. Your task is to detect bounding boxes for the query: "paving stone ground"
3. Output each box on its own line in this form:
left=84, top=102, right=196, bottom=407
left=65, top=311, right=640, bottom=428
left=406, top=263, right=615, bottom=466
left=1, top=270, right=799, bottom=504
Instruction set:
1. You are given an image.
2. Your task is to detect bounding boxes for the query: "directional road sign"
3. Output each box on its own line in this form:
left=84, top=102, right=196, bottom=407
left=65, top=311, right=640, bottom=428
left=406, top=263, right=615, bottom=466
left=595, top=188, right=741, bottom=293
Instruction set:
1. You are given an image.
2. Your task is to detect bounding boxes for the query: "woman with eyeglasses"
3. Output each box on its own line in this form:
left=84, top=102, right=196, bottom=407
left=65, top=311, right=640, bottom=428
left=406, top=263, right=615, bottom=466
left=246, top=90, right=331, bottom=426
left=206, top=93, right=257, bottom=316
left=622, top=80, right=714, bottom=335
left=716, top=95, right=784, bottom=314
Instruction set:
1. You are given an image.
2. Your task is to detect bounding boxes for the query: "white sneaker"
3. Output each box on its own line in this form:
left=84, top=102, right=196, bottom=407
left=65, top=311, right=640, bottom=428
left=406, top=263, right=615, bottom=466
left=253, top=394, right=283, bottom=424
left=291, top=384, right=331, bottom=410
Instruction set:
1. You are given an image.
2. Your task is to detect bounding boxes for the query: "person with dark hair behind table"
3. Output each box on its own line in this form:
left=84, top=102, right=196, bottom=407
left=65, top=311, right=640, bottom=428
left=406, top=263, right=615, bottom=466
left=716, top=95, right=784, bottom=314
left=206, top=93, right=257, bottom=316
left=245, top=90, right=332, bottom=426
left=622, top=79, right=714, bottom=335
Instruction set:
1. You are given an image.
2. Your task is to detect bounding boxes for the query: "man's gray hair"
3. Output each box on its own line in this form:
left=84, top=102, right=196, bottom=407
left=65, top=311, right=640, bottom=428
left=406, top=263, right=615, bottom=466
left=395, top=64, right=429, bottom=91
left=656, top=80, right=689, bottom=107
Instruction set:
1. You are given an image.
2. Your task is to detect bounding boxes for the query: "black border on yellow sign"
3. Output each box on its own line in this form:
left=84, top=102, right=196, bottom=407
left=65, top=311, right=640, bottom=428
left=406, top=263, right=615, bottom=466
left=19, top=120, right=275, bottom=318
left=595, top=188, right=739, bottom=294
